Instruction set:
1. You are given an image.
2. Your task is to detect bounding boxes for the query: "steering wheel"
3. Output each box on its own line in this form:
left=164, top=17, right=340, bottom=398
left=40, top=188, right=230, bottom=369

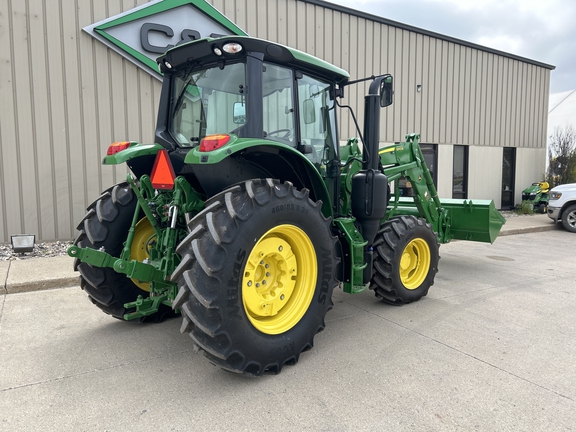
left=266, top=129, right=292, bottom=139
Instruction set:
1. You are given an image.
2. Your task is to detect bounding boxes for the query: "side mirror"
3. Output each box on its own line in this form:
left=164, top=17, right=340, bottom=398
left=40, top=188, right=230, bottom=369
left=302, top=99, right=316, bottom=124
left=233, top=102, right=246, bottom=124
left=380, top=76, right=393, bottom=107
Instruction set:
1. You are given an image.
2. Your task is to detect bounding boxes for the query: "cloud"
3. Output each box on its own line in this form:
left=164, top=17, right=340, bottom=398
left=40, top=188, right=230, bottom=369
left=324, top=0, right=576, bottom=92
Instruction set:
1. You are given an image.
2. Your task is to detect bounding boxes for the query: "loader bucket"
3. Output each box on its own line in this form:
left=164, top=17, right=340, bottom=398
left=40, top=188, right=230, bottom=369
left=440, top=198, right=506, bottom=243
left=388, top=198, right=506, bottom=244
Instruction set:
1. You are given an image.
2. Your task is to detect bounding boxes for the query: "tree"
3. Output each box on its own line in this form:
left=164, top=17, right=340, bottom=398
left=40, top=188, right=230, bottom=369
left=547, top=125, right=576, bottom=187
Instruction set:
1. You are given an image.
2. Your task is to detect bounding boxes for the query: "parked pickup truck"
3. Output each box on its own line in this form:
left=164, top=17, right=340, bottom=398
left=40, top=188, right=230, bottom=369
left=547, top=183, right=576, bottom=233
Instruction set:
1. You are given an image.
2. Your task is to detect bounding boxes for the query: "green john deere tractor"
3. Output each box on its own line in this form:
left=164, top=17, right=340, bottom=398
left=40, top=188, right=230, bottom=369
left=521, top=181, right=550, bottom=213
left=68, top=36, right=505, bottom=375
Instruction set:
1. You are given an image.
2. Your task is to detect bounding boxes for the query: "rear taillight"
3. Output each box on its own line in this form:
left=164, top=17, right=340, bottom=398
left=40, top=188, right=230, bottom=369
left=199, top=134, right=231, bottom=152
left=106, top=141, right=131, bottom=155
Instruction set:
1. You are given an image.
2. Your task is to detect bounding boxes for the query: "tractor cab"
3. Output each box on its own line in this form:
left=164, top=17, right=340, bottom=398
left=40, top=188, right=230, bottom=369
left=154, top=36, right=351, bottom=213
left=156, top=36, right=347, bottom=163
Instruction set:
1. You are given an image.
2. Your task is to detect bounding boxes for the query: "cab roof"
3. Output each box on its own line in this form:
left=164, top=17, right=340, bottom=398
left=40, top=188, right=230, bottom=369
left=157, top=35, right=350, bottom=84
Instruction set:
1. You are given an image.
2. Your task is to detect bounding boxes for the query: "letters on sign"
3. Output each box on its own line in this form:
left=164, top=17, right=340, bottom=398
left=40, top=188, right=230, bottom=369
left=140, top=23, right=225, bottom=54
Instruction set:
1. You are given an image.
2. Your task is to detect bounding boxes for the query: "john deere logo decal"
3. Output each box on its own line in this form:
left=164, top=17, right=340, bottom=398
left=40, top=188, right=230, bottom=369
left=83, top=0, right=247, bottom=78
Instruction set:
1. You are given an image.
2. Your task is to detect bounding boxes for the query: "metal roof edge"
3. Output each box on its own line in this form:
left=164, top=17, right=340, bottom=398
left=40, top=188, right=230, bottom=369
left=299, top=0, right=556, bottom=70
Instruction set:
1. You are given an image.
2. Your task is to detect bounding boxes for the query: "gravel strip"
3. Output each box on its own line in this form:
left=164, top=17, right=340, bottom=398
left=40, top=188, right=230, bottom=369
left=500, top=210, right=536, bottom=218
left=0, top=240, right=73, bottom=261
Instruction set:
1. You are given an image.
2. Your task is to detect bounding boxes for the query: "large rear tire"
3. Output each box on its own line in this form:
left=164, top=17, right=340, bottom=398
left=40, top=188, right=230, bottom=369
left=73, top=182, right=172, bottom=322
left=369, top=215, right=439, bottom=305
left=171, top=179, right=339, bottom=375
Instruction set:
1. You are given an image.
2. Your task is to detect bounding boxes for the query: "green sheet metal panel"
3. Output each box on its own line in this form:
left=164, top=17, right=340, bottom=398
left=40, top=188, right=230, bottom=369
left=440, top=198, right=506, bottom=244
left=388, top=197, right=506, bottom=244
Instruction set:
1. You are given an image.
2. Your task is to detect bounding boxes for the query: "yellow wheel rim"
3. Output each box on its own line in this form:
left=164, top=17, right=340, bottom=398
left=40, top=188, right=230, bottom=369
left=242, top=224, right=317, bottom=335
left=130, top=218, right=156, bottom=292
left=399, top=238, right=431, bottom=290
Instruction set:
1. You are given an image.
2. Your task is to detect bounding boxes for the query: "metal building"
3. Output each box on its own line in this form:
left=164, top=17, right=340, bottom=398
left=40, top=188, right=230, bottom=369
left=0, top=0, right=554, bottom=243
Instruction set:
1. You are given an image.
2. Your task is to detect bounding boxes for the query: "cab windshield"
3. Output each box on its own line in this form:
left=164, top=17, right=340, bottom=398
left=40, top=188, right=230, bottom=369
left=169, top=62, right=246, bottom=147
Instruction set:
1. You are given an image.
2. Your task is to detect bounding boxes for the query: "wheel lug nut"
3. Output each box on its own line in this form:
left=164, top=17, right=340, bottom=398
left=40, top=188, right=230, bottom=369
left=280, top=294, right=285, bottom=300
left=278, top=246, right=283, bottom=251
left=265, top=264, right=269, bottom=269
left=256, top=283, right=260, bottom=287
left=266, top=272, right=270, bottom=277
left=262, top=280, right=266, bottom=285
left=260, top=260, right=264, bottom=265
left=247, top=281, right=252, bottom=287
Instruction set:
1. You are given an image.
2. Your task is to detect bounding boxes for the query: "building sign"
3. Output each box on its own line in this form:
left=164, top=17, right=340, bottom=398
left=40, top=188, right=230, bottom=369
left=83, top=0, right=247, bottom=79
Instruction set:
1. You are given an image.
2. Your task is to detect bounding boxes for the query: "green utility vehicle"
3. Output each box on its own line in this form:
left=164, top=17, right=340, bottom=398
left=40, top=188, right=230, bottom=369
left=521, top=181, right=550, bottom=213
left=68, top=36, right=505, bottom=375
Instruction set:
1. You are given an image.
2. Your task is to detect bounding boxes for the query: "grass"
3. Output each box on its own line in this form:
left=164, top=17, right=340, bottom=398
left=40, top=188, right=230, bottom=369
left=516, top=200, right=535, bottom=215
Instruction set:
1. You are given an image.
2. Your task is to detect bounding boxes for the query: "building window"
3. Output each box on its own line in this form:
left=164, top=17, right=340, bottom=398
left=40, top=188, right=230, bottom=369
left=452, top=145, right=468, bottom=199
left=397, top=144, right=437, bottom=197
left=501, top=147, right=516, bottom=209
left=397, top=143, right=438, bottom=197
left=420, top=144, right=438, bottom=186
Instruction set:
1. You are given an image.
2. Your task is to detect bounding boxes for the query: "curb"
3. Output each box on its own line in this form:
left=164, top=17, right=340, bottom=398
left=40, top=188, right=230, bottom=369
left=0, top=261, right=8, bottom=295
left=2, top=256, right=79, bottom=295
left=498, top=224, right=559, bottom=237
left=6, top=276, right=79, bottom=294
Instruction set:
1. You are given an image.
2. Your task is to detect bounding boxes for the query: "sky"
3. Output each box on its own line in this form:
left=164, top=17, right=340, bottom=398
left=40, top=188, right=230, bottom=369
left=325, top=0, right=575, bottom=94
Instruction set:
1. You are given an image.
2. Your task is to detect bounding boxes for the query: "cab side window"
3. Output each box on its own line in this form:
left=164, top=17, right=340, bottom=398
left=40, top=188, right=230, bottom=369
left=262, top=63, right=295, bottom=145
left=297, top=74, right=336, bottom=164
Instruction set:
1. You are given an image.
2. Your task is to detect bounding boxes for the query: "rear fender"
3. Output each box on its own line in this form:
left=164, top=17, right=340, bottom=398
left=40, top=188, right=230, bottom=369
left=185, top=137, right=333, bottom=218
left=101, top=143, right=190, bottom=180
left=102, top=142, right=164, bottom=165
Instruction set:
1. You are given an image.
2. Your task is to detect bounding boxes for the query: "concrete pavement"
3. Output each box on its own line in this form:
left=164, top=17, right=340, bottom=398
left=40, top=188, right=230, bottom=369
left=0, top=213, right=563, bottom=294
left=0, top=228, right=574, bottom=431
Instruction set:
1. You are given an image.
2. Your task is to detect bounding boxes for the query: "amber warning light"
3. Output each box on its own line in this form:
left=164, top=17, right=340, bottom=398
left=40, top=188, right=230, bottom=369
left=151, top=149, right=176, bottom=190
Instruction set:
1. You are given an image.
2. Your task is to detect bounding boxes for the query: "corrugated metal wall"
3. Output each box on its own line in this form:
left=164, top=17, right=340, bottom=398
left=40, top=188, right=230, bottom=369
left=0, top=0, right=552, bottom=242
left=210, top=0, right=551, bottom=149
left=1, top=0, right=160, bottom=243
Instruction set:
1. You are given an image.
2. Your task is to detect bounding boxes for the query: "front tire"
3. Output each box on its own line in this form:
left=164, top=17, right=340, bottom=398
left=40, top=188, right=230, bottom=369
left=171, top=179, right=339, bottom=375
left=369, top=216, right=439, bottom=305
left=561, top=204, right=576, bottom=233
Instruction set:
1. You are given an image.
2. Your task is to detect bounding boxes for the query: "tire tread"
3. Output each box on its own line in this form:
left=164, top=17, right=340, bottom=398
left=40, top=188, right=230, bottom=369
left=370, top=215, right=439, bottom=305
left=172, top=179, right=338, bottom=375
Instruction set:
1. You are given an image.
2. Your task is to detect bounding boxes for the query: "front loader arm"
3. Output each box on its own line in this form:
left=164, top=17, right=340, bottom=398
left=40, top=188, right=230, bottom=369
left=380, top=133, right=505, bottom=244
left=379, top=133, right=451, bottom=242
left=337, top=132, right=505, bottom=295
left=340, top=133, right=505, bottom=248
